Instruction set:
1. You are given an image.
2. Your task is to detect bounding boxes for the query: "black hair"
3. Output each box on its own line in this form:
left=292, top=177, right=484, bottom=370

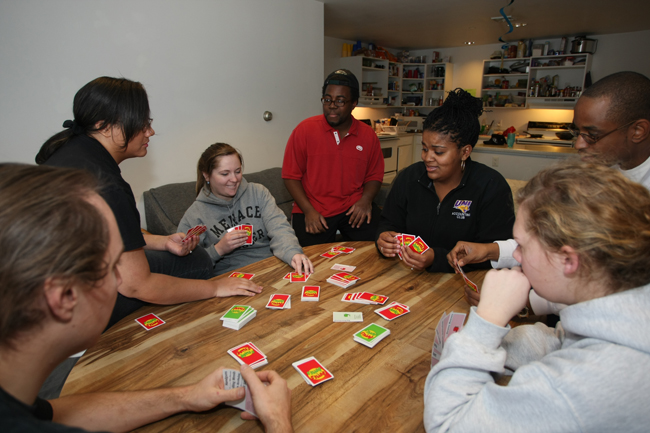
left=423, top=88, right=483, bottom=148
left=581, top=71, right=650, bottom=125
left=36, top=77, right=151, bottom=164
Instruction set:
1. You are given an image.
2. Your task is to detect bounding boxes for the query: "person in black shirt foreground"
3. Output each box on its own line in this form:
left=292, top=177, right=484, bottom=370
left=0, top=164, right=293, bottom=433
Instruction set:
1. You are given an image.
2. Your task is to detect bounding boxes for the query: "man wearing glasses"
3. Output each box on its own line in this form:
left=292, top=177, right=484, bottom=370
left=448, top=70, right=650, bottom=316
left=282, top=69, right=384, bottom=246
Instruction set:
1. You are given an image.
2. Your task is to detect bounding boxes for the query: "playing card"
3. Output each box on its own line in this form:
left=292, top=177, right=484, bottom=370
left=375, top=302, right=410, bottom=320
left=222, top=369, right=257, bottom=417
left=283, top=272, right=291, bottom=280
left=356, top=292, right=388, bottom=305
left=445, top=312, right=466, bottom=341
left=331, top=263, right=356, bottom=272
left=401, top=234, right=416, bottom=245
left=226, top=225, right=241, bottom=233
left=182, top=224, right=207, bottom=243
left=321, top=250, right=343, bottom=259
left=289, top=272, right=310, bottom=283
left=455, top=262, right=479, bottom=293
left=241, top=224, right=254, bottom=245
left=331, top=246, right=355, bottom=254
left=301, top=286, right=320, bottom=302
left=135, top=313, right=165, bottom=330
left=353, top=323, right=390, bottom=348
left=341, top=293, right=354, bottom=301
left=333, top=312, right=363, bottom=322
left=229, top=272, right=255, bottom=280
left=228, top=342, right=267, bottom=368
left=331, top=272, right=360, bottom=283
left=292, top=357, right=334, bottom=386
left=221, top=305, right=253, bottom=321
left=408, top=236, right=430, bottom=255
left=266, top=294, right=291, bottom=309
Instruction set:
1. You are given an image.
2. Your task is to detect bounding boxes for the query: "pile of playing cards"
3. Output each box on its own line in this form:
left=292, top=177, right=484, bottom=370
left=220, top=305, right=257, bottom=330
left=292, top=357, right=334, bottom=386
left=182, top=224, right=207, bottom=243
left=229, top=272, right=255, bottom=280
left=301, top=286, right=320, bottom=301
left=327, top=272, right=360, bottom=288
left=431, top=311, right=467, bottom=367
left=333, top=312, right=363, bottom=322
left=227, top=224, right=254, bottom=245
left=222, top=369, right=257, bottom=417
left=266, top=294, right=291, bottom=309
left=374, top=301, right=410, bottom=321
left=227, top=342, right=268, bottom=369
left=283, top=272, right=312, bottom=283
left=331, top=263, right=356, bottom=272
left=353, top=323, right=391, bottom=348
left=396, top=234, right=429, bottom=260
left=341, top=291, right=388, bottom=305
left=455, top=263, right=479, bottom=293
left=320, top=245, right=356, bottom=259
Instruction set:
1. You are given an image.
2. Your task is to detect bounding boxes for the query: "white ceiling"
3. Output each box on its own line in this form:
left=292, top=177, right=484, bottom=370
left=319, top=0, right=650, bottom=49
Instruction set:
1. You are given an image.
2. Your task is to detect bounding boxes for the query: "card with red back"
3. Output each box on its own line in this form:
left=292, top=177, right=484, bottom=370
left=455, top=262, right=479, bottom=293
left=408, top=236, right=430, bottom=255
left=375, top=302, right=410, bottom=320
left=331, top=263, right=356, bottom=272
left=341, top=293, right=353, bottom=301
left=357, top=292, right=388, bottom=305
left=321, top=250, right=343, bottom=259
left=289, top=272, right=309, bottom=283
left=229, top=272, right=255, bottom=280
left=266, top=294, right=290, bottom=309
left=301, top=286, right=320, bottom=301
left=135, top=313, right=165, bottom=330
left=331, top=245, right=355, bottom=254
left=226, top=225, right=242, bottom=233
left=445, top=312, right=467, bottom=341
left=241, top=224, right=254, bottom=245
left=283, top=272, right=291, bottom=280
left=402, top=234, right=416, bottom=245
left=331, top=272, right=360, bottom=283
left=292, top=357, right=334, bottom=386
left=228, top=342, right=266, bottom=366
left=183, top=224, right=207, bottom=243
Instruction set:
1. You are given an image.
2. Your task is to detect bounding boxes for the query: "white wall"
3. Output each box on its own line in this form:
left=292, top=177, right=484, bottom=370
left=0, top=0, right=324, bottom=226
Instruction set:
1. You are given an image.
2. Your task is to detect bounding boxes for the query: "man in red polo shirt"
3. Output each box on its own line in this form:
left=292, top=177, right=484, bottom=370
left=282, top=69, right=384, bottom=246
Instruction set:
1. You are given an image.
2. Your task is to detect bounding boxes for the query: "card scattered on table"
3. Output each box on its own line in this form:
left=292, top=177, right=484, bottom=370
left=227, top=342, right=268, bottom=369
left=320, top=250, right=343, bottom=259
left=375, top=302, right=410, bottom=321
left=333, top=312, right=363, bottom=322
left=455, top=262, right=479, bottom=293
left=431, top=311, right=467, bottom=367
left=353, top=323, right=391, bottom=348
left=266, top=294, right=291, bottom=309
left=229, top=272, right=255, bottom=280
left=135, top=313, right=165, bottom=330
left=301, top=286, right=320, bottom=302
left=226, top=224, right=254, bottom=245
left=222, top=369, right=257, bottom=417
left=182, top=224, right=207, bottom=243
left=341, top=291, right=388, bottom=305
left=220, top=305, right=257, bottom=330
left=331, top=263, right=356, bottom=272
left=288, top=272, right=311, bottom=283
left=331, top=245, right=356, bottom=254
left=292, top=357, right=334, bottom=386
left=327, top=272, right=360, bottom=288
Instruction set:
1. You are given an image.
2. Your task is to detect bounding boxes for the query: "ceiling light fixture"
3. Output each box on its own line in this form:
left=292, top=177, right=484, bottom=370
left=464, top=42, right=475, bottom=45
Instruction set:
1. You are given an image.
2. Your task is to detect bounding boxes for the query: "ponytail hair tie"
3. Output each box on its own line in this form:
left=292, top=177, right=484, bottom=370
left=62, top=119, right=85, bottom=135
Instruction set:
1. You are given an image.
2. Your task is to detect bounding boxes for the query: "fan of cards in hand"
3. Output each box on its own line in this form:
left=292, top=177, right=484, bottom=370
left=182, top=224, right=207, bottom=243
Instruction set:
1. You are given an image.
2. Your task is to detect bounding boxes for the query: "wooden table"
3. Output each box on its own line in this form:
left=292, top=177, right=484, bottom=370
left=61, top=241, right=487, bottom=432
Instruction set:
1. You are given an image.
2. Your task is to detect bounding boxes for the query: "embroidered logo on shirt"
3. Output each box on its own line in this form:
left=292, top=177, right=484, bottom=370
left=452, top=200, right=472, bottom=219
left=356, top=145, right=363, bottom=151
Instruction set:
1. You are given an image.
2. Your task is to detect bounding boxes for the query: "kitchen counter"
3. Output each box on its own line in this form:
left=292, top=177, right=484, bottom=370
left=474, top=142, right=578, bottom=157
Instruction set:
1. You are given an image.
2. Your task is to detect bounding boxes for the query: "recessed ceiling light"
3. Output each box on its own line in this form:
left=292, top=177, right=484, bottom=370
left=464, top=41, right=475, bottom=45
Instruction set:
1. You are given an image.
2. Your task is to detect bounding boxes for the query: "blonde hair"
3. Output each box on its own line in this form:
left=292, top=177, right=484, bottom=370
left=195, top=143, right=243, bottom=196
left=516, top=161, right=650, bottom=292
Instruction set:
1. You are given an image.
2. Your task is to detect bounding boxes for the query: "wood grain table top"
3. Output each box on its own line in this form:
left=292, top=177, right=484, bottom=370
left=61, top=241, right=487, bottom=432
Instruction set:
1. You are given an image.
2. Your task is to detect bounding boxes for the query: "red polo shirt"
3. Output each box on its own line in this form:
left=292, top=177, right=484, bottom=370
left=282, top=114, right=384, bottom=217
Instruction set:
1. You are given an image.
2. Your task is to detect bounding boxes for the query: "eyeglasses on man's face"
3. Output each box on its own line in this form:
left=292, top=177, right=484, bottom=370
left=321, top=98, right=349, bottom=107
left=569, top=120, right=636, bottom=145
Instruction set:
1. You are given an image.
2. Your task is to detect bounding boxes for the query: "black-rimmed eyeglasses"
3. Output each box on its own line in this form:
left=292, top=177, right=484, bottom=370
left=569, top=120, right=636, bottom=145
left=321, top=98, right=348, bottom=107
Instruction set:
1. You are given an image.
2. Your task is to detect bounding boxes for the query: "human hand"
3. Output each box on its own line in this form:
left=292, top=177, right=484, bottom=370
left=464, top=284, right=481, bottom=307
left=377, top=231, right=400, bottom=257
left=183, top=366, right=245, bottom=413
left=447, top=241, right=500, bottom=268
left=304, top=210, right=328, bottom=234
left=215, top=230, right=249, bottom=256
left=291, top=254, right=314, bottom=276
left=166, top=232, right=200, bottom=256
left=240, top=365, right=293, bottom=433
left=402, top=244, right=435, bottom=271
left=214, top=277, right=263, bottom=298
left=345, top=197, right=372, bottom=228
left=476, top=267, right=531, bottom=327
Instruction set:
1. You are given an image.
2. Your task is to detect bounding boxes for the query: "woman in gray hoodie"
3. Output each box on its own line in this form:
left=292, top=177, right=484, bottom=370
left=179, top=143, right=314, bottom=277
left=424, top=161, right=650, bottom=432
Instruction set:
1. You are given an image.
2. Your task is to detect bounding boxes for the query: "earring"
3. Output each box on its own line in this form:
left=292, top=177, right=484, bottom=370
left=206, top=180, right=210, bottom=185
left=461, top=160, right=466, bottom=172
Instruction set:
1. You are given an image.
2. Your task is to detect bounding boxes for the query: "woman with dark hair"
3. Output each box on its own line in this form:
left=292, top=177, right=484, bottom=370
left=376, top=88, right=514, bottom=273
left=178, top=143, right=314, bottom=276
left=37, top=77, right=262, bottom=330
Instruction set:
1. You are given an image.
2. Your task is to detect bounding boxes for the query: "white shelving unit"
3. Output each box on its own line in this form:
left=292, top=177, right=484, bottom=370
left=340, top=56, right=389, bottom=107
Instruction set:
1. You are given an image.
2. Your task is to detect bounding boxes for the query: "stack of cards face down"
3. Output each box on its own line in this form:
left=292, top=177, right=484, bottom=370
left=320, top=245, right=356, bottom=259
left=396, top=234, right=430, bottom=260
left=222, top=369, right=257, bottom=417
left=341, top=291, right=388, bottom=305
left=228, top=342, right=268, bottom=369
left=374, top=301, right=410, bottom=321
left=226, top=224, right=254, bottom=245
left=301, top=286, right=320, bottom=301
left=266, top=294, right=291, bottom=309
left=431, top=311, right=467, bottom=367
left=354, top=323, right=391, bottom=348
left=283, top=272, right=312, bottom=283
left=327, top=272, right=360, bottom=288
left=220, top=305, right=256, bottom=330
left=182, top=224, right=207, bottom=243
left=292, top=357, right=334, bottom=386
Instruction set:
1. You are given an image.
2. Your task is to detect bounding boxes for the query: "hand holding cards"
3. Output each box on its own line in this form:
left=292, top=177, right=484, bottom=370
left=182, top=224, right=207, bottom=243
left=455, top=262, right=479, bottom=293
left=431, top=311, right=467, bottom=367
left=227, top=224, right=254, bottom=245
left=222, top=369, right=257, bottom=417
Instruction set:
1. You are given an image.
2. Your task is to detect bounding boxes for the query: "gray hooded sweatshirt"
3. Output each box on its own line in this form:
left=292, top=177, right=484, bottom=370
left=424, top=283, right=650, bottom=432
left=178, top=178, right=303, bottom=276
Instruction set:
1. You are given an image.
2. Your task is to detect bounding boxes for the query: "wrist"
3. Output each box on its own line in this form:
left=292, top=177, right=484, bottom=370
left=487, top=243, right=500, bottom=261
left=475, top=305, right=510, bottom=328
left=265, top=418, right=294, bottom=433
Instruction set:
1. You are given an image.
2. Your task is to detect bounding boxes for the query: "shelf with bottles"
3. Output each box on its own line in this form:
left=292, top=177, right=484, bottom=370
left=340, top=56, right=389, bottom=107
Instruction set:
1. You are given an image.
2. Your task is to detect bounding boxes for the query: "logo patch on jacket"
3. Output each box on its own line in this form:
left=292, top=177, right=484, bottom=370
left=452, top=200, right=472, bottom=219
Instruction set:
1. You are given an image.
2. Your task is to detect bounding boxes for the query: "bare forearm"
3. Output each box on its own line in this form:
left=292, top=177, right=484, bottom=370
left=51, top=386, right=194, bottom=433
left=360, top=180, right=381, bottom=203
left=143, top=233, right=169, bottom=252
left=283, top=179, right=315, bottom=214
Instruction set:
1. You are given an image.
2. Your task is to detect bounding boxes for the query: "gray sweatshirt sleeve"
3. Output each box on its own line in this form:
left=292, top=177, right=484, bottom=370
left=178, top=203, right=222, bottom=265
left=423, top=308, right=580, bottom=433
left=257, top=186, right=303, bottom=265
